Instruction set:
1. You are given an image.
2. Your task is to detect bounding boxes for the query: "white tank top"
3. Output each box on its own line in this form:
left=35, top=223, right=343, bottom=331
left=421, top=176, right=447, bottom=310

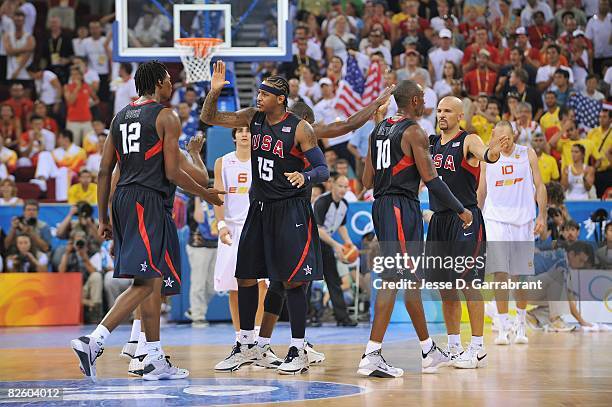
left=565, top=164, right=589, bottom=200
left=483, top=144, right=536, bottom=225
left=6, top=31, right=33, bottom=80
left=221, top=151, right=251, bottom=225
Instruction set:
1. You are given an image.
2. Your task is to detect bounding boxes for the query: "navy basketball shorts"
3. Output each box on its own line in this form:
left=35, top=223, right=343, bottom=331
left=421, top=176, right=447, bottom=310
left=425, top=205, right=486, bottom=284
left=112, top=186, right=181, bottom=296
left=372, top=195, right=424, bottom=281
left=235, top=197, right=323, bottom=283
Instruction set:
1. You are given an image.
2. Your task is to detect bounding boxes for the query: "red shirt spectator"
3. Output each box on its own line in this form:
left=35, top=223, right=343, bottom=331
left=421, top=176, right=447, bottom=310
left=0, top=104, right=21, bottom=148
left=3, top=83, right=34, bottom=129
left=464, top=50, right=498, bottom=97
left=64, top=70, right=94, bottom=123
left=527, top=11, right=554, bottom=50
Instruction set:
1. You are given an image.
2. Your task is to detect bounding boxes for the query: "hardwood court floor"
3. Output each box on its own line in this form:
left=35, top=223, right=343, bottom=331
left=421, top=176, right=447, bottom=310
left=0, top=326, right=610, bottom=406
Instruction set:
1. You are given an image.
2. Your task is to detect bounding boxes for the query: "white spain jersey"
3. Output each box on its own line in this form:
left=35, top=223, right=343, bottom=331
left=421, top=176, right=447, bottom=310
left=483, top=144, right=536, bottom=225
left=221, top=151, right=251, bottom=225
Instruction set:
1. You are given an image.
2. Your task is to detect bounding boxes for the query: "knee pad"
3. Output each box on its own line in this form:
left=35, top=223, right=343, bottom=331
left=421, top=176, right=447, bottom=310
left=264, top=282, right=286, bottom=316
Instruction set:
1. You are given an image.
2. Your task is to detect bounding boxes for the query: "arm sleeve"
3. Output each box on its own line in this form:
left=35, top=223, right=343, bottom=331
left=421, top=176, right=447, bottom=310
left=425, top=177, right=465, bottom=214
left=303, top=147, right=330, bottom=184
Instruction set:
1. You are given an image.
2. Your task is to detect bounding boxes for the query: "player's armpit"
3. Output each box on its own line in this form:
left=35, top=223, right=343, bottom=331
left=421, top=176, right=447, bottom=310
left=404, top=124, right=438, bottom=182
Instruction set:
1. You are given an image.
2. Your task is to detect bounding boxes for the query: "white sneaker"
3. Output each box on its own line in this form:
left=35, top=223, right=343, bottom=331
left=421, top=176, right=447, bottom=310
left=485, top=302, right=499, bottom=332
left=70, top=335, right=104, bottom=379
left=142, top=355, right=189, bottom=380
left=120, top=341, right=138, bottom=359
left=514, top=320, right=529, bottom=344
left=277, top=346, right=309, bottom=375
left=357, top=349, right=404, bottom=378
left=128, top=354, right=147, bottom=377
left=214, top=342, right=258, bottom=372
left=305, top=341, right=325, bottom=365
left=454, top=344, right=487, bottom=369
left=447, top=343, right=464, bottom=366
left=253, top=344, right=283, bottom=369
left=494, top=325, right=511, bottom=345
left=421, top=343, right=450, bottom=374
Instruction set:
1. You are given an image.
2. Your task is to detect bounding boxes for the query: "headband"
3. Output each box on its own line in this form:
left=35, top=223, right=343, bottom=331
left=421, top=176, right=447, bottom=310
left=259, top=83, right=286, bottom=97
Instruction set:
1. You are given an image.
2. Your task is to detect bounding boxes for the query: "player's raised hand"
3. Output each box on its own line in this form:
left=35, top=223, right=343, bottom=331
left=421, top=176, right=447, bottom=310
left=374, top=85, right=396, bottom=106
left=187, top=133, right=205, bottom=156
left=211, top=61, right=230, bottom=92
left=201, top=187, right=226, bottom=206
left=489, top=127, right=510, bottom=155
left=285, top=171, right=306, bottom=188
left=458, top=209, right=473, bottom=229
left=98, top=222, right=112, bottom=240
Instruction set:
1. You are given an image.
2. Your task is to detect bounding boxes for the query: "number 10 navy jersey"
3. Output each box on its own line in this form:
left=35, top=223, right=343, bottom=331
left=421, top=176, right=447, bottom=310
left=370, top=117, right=420, bottom=201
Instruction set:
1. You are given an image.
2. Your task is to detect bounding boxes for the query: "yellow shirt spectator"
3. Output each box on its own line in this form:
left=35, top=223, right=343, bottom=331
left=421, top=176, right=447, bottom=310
left=557, top=137, right=602, bottom=169
left=537, top=153, right=560, bottom=184
left=67, top=169, right=97, bottom=204
left=539, top=107, right=560, bottom=134
left=52, top=143, right=87, bottom=172
left=587, top=125, right=611, bottom=171
left=471, top=114, right=499, bottom=145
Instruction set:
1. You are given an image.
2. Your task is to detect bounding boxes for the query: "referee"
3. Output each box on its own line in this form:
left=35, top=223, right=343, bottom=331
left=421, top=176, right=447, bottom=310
left=313, top=174, right=358, bottom=327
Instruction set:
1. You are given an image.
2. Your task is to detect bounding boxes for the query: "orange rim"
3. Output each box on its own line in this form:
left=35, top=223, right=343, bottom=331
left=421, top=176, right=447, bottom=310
left=175, top=37, right=223, bottom=57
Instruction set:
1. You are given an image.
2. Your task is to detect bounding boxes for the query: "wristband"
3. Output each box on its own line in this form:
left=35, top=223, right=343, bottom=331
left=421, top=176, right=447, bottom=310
left=217, top=220, right=227, bottom=230
left=484, top=148, right=499, bottom=164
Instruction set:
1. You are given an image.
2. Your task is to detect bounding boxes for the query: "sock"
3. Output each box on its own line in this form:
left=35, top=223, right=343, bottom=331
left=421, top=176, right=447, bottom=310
left=516, top=308, right=526, bottom=321
left=91, top=324, right=111, bottom=345
left=135, top=332, right=147, bottom=356
left=145, top=341, right=164, bottom=359
left=129, top=320, right=141, bottom=342
left=448, top=334, right=461, bottom=347
left=365, top=340, right=382, bottom=355
left=291, top=337, right=305, bottom=349
left=255, top=326, right=261, bottom=337
left=471, top=336, right=484, bottom=347
left=420, top=337, right=433, bottom=353
left=257, top=336, right=271, bottom=347
left=235, top=331, right=240, bottom=343
left=286, top=286, right=307, bottom=340
left=239, top=330, right=255, bottom=345
left=498, top=313, right=509, bottom=329
left=238, top=284, right=259, bottom=331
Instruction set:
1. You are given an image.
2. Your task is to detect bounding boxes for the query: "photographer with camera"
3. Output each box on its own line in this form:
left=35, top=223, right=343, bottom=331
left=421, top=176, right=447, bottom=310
left=58, top=230, right=103, bottom=323
left=56, top=201, right=102, bottom=244
left=6, top=233, right=48, bottom=272
left=4, top=199, right=52, bottom=254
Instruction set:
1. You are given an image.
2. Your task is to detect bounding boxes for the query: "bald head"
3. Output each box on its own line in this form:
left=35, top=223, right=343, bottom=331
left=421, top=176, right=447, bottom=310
left=437, top=96, right=464, bottom=133
left=439, top=96, right=463, bottom=112
left=494, top=120, right=516, bottom=149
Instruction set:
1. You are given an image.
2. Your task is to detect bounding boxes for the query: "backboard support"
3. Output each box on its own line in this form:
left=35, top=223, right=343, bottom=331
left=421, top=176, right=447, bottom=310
left=113, top=0, right=291, bottom=63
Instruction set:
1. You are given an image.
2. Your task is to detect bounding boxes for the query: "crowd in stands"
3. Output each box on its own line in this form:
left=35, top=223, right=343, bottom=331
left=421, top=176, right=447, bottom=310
left=0, top=1, right=609, bottom=327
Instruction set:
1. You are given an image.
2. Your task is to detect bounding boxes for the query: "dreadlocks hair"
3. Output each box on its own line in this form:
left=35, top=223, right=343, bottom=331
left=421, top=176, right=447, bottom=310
left=134, top=60, right=168, bottom=96
left=263, top=75, right=290, bottom=107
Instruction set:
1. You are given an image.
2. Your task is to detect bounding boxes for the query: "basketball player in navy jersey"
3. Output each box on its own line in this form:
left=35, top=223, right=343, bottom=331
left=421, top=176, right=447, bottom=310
left=428, top=96, right=509, bottom=369
left=357, top=80, right=473, bottom=377
left=202, top=61, right=329, bottom=374
left=71, top=61, right=224, bottom=380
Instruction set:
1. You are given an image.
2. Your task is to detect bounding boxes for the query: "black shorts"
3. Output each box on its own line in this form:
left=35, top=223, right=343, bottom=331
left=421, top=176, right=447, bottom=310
left=372, top=195, right=424, bottom=280
left=235, top=197, right=323, bottom=282
left=112, top=186, right=181, bottom=296
left=425, top=205, right=486, bottom=283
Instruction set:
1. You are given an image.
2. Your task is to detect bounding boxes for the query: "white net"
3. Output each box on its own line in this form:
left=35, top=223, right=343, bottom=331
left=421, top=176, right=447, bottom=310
left=175, top=40, right=221, bottom=83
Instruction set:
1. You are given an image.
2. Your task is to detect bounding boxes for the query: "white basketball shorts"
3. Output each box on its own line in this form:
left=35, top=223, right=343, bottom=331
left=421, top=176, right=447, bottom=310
left=485, top=219, right=535, bottom=276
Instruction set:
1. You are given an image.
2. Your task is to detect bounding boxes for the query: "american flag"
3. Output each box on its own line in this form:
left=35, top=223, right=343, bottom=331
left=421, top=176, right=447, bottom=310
left=567, top=93, right=602, bottom=129
left=334, top=56, right=383, bottom=117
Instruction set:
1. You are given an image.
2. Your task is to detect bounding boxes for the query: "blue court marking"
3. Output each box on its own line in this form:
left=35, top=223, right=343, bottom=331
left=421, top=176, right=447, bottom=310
left=0, top=322, right=446, bottom=350
left=0, top=378, right=365, bottom=406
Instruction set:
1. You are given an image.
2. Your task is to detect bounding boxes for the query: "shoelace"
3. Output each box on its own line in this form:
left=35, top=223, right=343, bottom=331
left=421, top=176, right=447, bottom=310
left=284, top=347, right=300, bottom=362
left=225, top=343, right=241, bottom=360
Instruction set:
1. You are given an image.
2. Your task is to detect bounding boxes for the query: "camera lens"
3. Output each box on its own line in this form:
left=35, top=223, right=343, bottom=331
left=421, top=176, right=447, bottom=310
left=75, top=239, right=86, bottom=249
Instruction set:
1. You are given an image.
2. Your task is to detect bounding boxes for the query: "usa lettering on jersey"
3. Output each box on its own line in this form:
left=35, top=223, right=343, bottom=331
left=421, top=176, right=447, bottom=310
left=252, top=134, right=284, bottom=158
left=433, top=154, right=456, bottom=171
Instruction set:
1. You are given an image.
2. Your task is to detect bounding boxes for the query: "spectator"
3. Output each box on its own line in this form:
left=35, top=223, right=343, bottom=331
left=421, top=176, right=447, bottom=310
left=16, top=0, right=35, bottom=35
left=325, top=14, right=356, bottom=63
left=177, top=102, right=198, bottom=150
left=72, top=25, right=88, bottom=57
left=334, top=158, right=359, bottom=199
left=298, top=65, right=321, bottom=103
left=554, top=0, right=587, bottom=35
left=110, top=63, right=137, bottom=115
left=514, top=27, right=541, bottom=69
left=348, top=117, right=374, bottom=180
left=72, top=56, right=100, bottom=98
left=497, top=47, right=538, bottom=93
left=502, top=92, right=521, bottom=121
left=428, top=29, right=463, bottom=82
left=55, top=201, right=101, bottom=248
left=4, top=199, right=51, bottom=253
left=102, top=243, right=130, bottom=308
left=32, top=101, right=58, bottom=135
left=0, top=105, right=21, bottom=149
left=552, top=69, right=573, bottom=107
left=362, top=0, right=393, bottom=38
left=594, top=223, right=612, bottom=268
left=536, top=44, right=574, bottom=92
left=539, top=91, right=561, bottom=134
left=551, top=119, right=602, bottom=169
left=520, top=0, right=554, bottom=29
left=131, top=11, right=163, bottom=48
left=58, top=230, right=103, bottom=324
left=3, top=83, right=33, bottom=129
left=287, top=78, right=313, bottom=109
left=3, top=10, right=34, bottom=83
left=560, top=219, right=580, bottom=243
left=311, top=183, right=325, bottom=204
left=509, top=68, right=543, bottom=119
left=492, top=0, right=521, bottom=47
left=392, top=0, right=430, bottom=42
left=279, top=36, right=319, bottom=80
left=467, top=97, right=501, bottom=145
left=362, top=29, right=392, bottom=66
left=464, top=49, right=498, bottom=98
left=412, top=71, right=437, bottom=127
left=587, top=109, right=611, bottom=197
left=512, top=102, right=542, bottom=145
left=459, top=6, right=486, bottom=43
left=582, top=74, right=605, bottom=101
left=33, top=129, right=86, bottom=201
left=292, top=25, right=323, bottom=62
left=21, top=114, right=55, bottom=152
left=430, top=1, right=458, bottom=33
left=5, top=233, right=47, bottom=272
left=527, top=11, right=554, bottom=50
left=46, top=0, right=76, bottom=31
left=186, top=195, right=218, bottom=327
left=81, top=21, right=110, bottom=101
left=391, top=17, right=432, bottom=66
left=462, top=27, right=501, bottom=73
left=63, top=65, right=95, bottom=146
left=84, top=133, right=105, bottom=178
left=326, top=55, right=344, bottom=81
left=42, top=15, right=74, bottom=84
left=0, top=136, right=17, bottom=179
left=532, top=132, right=559, bottom=184
left=585, top=0, right=612, bottom=75
left=396, top=48, right=431, bottom=87
left=0, top=178, right=22, bottom=206
left=67, top=169, right=97, bottom=205
left=561, top=143, right=595, bottom=199
left=433, top=61, right=459, bottom=99
left=82, top=119, right=108, bottom=155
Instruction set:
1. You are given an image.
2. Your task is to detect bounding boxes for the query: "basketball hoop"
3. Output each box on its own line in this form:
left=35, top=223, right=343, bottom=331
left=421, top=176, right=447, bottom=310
left=175, top=38, right=223, bottom=83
